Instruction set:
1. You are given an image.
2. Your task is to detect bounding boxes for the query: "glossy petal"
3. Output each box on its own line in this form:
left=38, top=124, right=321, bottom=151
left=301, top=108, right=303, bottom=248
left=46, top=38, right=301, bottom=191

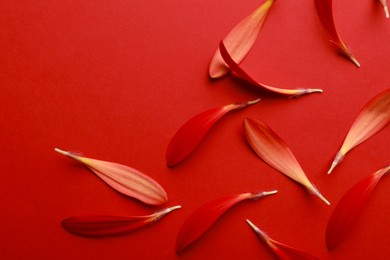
left=246, top=220, right=319, bottom=260
left=209, top=0, right=276, bottom=78
left=62, top=205, right=181, bottom=237
left=380, top=0, right=389, bottom=18
left=219, top=41, right=323, bottom=98
left=166, top=99, right=260, bottom=167
left=55, top=148, right=168, bottom=205
left=328, top=89, right=390, bottom=173
left=243, top=117, right=330, bottom=205
left=175, top=190, right=277, bottom=254
left=326, top=166, right=390, bottom=250
left=314, top=0, right=360, bottom=67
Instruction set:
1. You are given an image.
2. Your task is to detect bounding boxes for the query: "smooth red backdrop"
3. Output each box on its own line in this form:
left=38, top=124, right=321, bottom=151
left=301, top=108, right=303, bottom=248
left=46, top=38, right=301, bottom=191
left=1, top=0, right=389, bottom=259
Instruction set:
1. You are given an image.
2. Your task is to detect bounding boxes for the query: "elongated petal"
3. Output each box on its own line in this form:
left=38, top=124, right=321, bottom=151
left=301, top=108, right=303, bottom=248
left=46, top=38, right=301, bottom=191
left=314, top=0, right=360, bottom=67
left=166, top=99, right=260, bottom=167
left=328, top=89, right=390, bottom=173
left=326, top=166, right=390, bottom=250
left=209, top=0, right=276, bottom=78
left=175, top=190, right=277, bottom=254
left=380, top=0, right=389, bottom=18
left=55, top=148, right=168, bottom=205
left=62, top=205, right=181, bottom=237
left=243, top=117, right=329, bottom=205
left=246, top=220, right=319, bottom=260
left=219, top=41, right=323, bottom=98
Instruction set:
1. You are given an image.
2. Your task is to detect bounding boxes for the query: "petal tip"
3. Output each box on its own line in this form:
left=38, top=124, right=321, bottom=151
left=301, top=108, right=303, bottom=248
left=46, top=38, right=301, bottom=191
left=264, top=190, right=278, bottom=196
left=350, top=56, right=360, bottom=68
left=317, top=191, right=330, bottom=205
left=245, top=219, right=257, bottom=231
left=309, top=186, right=330, bottom=205
left=252, top=190, right=278, bottom=200
left=328, top=151, right=344, bottom=174
left=247, top=98, right=261, bottom=105
left=54, top=148, right=68, bottom=156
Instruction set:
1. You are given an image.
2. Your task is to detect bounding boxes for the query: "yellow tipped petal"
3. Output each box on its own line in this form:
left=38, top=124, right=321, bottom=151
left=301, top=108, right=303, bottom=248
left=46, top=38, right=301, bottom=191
left=209, top=0, right=276, bottom=78
left=55, top=148, right=168, bottom=205
left=328, top=89, right=390, bottom=174
left=243, top=117, right=329, bottom=205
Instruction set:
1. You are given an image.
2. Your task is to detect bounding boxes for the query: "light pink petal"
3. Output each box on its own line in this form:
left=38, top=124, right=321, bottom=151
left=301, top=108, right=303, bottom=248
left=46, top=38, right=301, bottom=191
left=209, top=0, right=276, bottom=78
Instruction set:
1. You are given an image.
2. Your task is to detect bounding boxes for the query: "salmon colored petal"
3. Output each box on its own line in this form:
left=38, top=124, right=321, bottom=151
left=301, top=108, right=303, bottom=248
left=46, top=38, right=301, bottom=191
left=219, top=41, right=323, bottom=98
left=175, top=190, right=277, bottom=254
left=380, top=0, right=389, bottom=18
left=243, top=117, right=330, bottom=205
left=55, top=148, right=168, bottom=205
left=209, top=0, right=276, bottom=78
left=166, top=99, right=260, bottom=167
left=326, top=166, right=390, bottom=250
left=328, top=89, right=390, bottom=173
left=62, top=205, right=181, bottom=237
left=314, top=0, right=360, bottom=67
left=246, top=220, right=319, bottom=260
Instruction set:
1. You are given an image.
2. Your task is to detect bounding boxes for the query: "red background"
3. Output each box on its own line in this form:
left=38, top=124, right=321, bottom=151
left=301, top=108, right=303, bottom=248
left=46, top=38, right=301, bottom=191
left=1, top=0, right=389, bottom=259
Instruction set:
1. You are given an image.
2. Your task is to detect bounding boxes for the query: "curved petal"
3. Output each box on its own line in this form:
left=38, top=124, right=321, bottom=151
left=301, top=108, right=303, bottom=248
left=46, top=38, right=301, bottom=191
left=209, top=0, right=276, bottom=78
left=62, top=206, right=181, bottom=237
left=314, top=0, right=360, bottom=67
left=326, top=166, right=390, bottom=250
left=166, top=99, right=260, bottom=167
left=219, top=41, right=323, bottom=98
left=176, top=191, right=277, bottom=254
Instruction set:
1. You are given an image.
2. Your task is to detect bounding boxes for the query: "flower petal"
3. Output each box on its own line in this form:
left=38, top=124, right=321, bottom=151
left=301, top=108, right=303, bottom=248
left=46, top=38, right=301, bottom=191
left=380, top=0, right=389, bottom=18
left=62, top=205, right=181, bottom=237
left=219, top=41, right=323, bottom=98
left=175, top=191, right=277, bottom=254
left=243, top=117, right=329, bottom=205
left=326, top=166, right=390, bottom=250
left=166, top=99, right=260, bottom=167
left=246, top=220, right=319, bottom=259
left=55, top=148, right=168, bottom=205
left=328, top=89, right=390, bottom=173
left=314, top=0, right=360, bottom=67
left=209, top=0, right=276, bottom=78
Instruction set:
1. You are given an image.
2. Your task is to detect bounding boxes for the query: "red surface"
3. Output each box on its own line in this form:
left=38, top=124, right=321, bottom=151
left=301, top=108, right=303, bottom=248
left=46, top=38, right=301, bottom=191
left=1, top=0, right=389, bottom=259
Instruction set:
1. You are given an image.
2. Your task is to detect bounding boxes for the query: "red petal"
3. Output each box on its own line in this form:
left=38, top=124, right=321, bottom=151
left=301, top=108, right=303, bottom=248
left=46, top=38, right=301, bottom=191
left=328, top=89, right=390, bottom=173
left=209, top=0, right=276, bottom=78
left=219, top=41, right=323, bottom=98
left=314, top=0, right=360, bottom=67
left=166, top=99, right=260, bottom=167
left=246, top=220, right=319, bottom=260
left=61, top=206, right=181, bottom=237
left=175, top=191, right=277, bottom=254
left=55, top=148, right=168, bottom=205
left=326, top=166, right=390, bottom=250
left=243, top=117, right=329, bottom=205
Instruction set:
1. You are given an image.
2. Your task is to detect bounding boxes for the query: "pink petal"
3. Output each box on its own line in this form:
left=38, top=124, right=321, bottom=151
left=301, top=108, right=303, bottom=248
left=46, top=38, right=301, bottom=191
left=209, top=0, right=276, bottom=78
left=55, top=148, right=168, bottom=205
left=380, top=0, right=389, bottom=18
left=243, top=117, right=329, bottom=205
left=328, top=88, right=390, bottom=173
